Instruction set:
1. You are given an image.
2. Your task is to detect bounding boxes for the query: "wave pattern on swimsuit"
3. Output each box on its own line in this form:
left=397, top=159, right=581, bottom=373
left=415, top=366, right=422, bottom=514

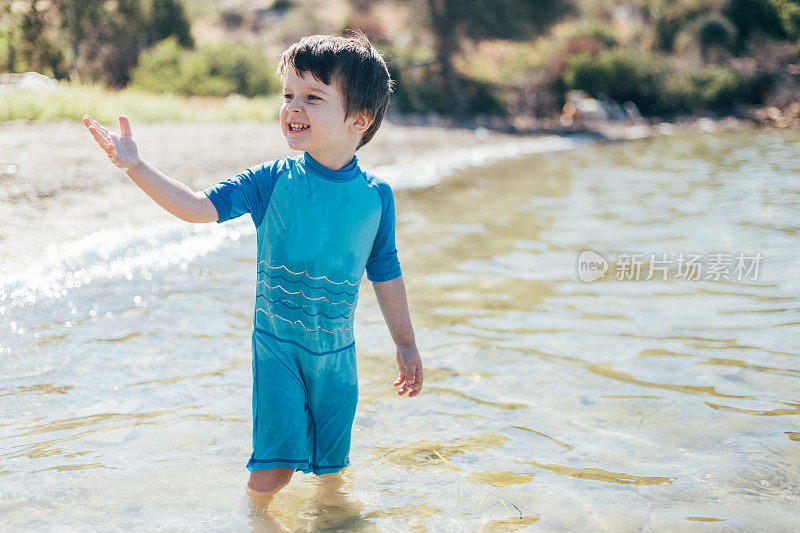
left=257, top=261, right=360, bottom=286
left=255, top=261, right=360, bottom=337
left=255, top=295, right=352, bottom=320
left=255, top=307, right=354, bottom=333
left=257, top=270, right=360, bottom=297
left=256, top=280, right=357, bottom=306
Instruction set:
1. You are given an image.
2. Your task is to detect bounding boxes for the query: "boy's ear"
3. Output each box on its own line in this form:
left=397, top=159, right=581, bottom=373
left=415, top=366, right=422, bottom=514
left=349, top=109, right=374, bottom=133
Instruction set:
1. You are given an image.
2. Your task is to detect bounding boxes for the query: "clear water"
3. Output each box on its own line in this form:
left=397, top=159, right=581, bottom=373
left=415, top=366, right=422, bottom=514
left=1, top=128, right=799, bottom=531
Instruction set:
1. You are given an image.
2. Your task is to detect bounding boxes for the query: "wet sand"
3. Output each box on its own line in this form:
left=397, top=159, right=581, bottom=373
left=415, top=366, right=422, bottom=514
left=0, top=119, right=565, bottom=272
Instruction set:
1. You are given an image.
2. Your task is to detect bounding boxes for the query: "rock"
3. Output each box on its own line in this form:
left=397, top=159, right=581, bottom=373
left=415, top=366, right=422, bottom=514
left=0, top=72, right=58, bottom=93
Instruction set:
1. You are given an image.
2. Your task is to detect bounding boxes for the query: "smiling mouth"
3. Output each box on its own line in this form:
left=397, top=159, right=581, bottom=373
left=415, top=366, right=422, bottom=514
left=288, top=124, right=309, bottom=132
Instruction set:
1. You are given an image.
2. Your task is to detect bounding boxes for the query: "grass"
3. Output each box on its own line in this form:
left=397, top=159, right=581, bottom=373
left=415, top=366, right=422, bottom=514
left=0, top=82, right=283, bottom=123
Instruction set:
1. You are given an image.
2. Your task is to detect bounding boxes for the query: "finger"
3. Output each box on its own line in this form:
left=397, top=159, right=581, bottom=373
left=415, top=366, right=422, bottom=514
left=90, top=117, right=114, bottom=138
left=397, top=370, right=409, bottom=394
left=97, top=129, right=114, bottom=149
left=118, top=115, right=132, bottom=137
left=404, top=363, right=417, bottom=386
left=87, top=126, right=109, bottom=150
left=407, top=368, right=422, bottom=397
left=86, top=118, right=112, bottom=141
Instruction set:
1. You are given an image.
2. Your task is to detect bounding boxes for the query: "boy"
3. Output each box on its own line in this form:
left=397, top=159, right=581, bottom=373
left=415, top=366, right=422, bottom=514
left=82, top=32, right=422, bottom=501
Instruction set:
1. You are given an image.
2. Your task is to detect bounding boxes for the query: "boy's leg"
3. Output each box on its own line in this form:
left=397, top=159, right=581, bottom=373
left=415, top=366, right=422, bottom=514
left=249, top=335, right=314, bottom=472
left=246, top=468, right=294, bottom=531
left=313, top=470, right=364, bottom=508
left=303, top=347, right=359, bottom=474
left=248, top=467, right=294, bottom=494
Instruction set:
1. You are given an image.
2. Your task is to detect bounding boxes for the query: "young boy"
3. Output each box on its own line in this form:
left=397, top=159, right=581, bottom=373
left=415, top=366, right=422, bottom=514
left=82, top=32, right=422, bottom=500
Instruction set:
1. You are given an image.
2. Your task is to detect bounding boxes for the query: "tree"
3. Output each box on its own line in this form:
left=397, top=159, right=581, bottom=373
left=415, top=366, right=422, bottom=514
left=423, top=0, right=575, bottom=118
left=19, top=0, right=64, bottom=76
left=151, top=0, right=193, bottom=48
left=0, top=0, right=17, bottom=72
left=101, top=0, right=149, bottom=86
left=50, top=0, right=192, bottom=85
left=694, top=13, right=736, bottom=62
left=52, top=0, right=102, bottom=76
left=723, top=0, right=785, bottom=50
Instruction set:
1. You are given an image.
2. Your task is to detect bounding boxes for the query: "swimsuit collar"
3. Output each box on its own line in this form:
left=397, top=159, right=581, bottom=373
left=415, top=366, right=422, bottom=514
left=302, top=152, right=360, bottom=182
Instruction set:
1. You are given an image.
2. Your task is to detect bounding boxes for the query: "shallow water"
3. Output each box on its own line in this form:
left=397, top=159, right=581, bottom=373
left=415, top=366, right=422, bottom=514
left=1, top=128, right=799, bottom=531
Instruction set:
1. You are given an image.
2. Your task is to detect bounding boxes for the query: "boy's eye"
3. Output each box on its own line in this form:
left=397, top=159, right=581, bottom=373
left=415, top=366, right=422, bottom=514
left=282, top=94, right=320, bottom=101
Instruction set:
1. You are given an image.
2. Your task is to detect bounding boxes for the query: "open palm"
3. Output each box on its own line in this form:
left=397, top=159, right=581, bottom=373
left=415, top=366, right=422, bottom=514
left=83, top=114, right=140, bottom=172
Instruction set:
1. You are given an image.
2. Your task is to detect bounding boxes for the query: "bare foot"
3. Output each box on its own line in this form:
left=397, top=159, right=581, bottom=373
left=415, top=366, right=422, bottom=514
left=314, top=486, right=366, bottom=509
left=312, top=474, right=365, bottom=509
left=245, top=489, right=293, bottom=533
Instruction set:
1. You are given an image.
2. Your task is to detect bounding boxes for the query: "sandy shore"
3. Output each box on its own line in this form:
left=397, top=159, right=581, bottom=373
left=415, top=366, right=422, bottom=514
left=0, top=117, right=747, bottom=273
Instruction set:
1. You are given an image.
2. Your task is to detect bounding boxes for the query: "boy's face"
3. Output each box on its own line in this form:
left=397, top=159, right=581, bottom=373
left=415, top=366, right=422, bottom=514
left=280, top=68, right=368, bottom=164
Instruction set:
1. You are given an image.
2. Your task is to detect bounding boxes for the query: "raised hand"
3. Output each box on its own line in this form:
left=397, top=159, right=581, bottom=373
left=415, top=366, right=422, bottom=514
left=83, top=114, right=140, bottom=172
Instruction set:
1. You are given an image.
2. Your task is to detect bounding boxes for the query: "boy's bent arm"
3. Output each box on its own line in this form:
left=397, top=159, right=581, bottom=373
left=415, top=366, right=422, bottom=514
left=83, top=114, right=218, bottom=223
left=372, top=275, right=423, bottom=397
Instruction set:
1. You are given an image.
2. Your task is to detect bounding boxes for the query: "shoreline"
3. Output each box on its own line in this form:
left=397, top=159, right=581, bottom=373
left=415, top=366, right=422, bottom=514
left=0, top=115, right=757, bottom=275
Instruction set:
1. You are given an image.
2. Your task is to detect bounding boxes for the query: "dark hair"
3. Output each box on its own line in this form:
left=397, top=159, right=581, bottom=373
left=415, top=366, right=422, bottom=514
left=277, top=30, right=393, bottom=150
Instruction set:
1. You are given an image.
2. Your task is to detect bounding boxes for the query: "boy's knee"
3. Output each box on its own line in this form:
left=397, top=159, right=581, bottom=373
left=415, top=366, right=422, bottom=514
left=247, top=468, right=294, bottom=494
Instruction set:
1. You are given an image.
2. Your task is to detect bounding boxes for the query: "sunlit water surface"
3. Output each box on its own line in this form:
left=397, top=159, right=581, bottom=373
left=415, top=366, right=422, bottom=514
left=1, top=128, right=799, bottom=531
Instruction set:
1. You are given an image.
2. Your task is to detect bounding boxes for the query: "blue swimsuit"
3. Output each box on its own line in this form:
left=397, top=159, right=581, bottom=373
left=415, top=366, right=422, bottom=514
left=203, top=152, right=401, bottom=475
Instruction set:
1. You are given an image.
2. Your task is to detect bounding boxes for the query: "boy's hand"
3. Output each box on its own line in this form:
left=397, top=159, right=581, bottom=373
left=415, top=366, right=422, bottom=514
left=394, top=344, right=423, bottom=398
left=83, top=114, right=140, bottom=172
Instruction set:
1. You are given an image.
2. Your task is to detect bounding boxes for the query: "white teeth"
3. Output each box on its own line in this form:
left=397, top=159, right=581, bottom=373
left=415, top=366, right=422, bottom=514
left=289, top=123, right=309, bottom=131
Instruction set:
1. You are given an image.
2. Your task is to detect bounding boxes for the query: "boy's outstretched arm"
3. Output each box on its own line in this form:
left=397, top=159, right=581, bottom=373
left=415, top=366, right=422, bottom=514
left=83, top=114, right=219, bottom=223
left=372, top=275, right=423, bottom=398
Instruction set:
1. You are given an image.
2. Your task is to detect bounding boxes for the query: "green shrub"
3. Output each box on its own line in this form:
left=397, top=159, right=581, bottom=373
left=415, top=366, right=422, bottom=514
left=566, top=19, right=617, bottom=48
left=202, top=42, right=279, bottom=98
left=687, top=65, right=741, bottom=111
left=772, top=0, right=800, bottom=40
left=131, top=37, right=280, bottom=97
left=129, top=38, right=183, bottom=93
left=562, top=47, right=742, bottom=115
left=389, top=63, right=505, bottom=116
left=562, top=48, right=670, bottom=115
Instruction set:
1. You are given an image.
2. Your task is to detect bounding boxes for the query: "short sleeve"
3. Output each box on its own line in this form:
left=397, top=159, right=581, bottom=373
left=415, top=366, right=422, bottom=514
left=366, top=179, right=402, bottom=282
left=202, top=159, right=284, bottom=227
